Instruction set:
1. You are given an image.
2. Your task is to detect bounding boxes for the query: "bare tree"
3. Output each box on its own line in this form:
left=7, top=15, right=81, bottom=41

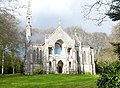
left=0, top=0, right=24, bottom=74
left=0, top=0, right=24, bottom=15
left=65, top=27, right=109, bottom=54
left=0, top=13, right=20, bottom=74
left=83, top=0, right=114, bottom=25
left=110, top=22, right=120, bottom=42
left=65, top=26, right=89, bottom=42
left=90, top=32, right=110, bottom=54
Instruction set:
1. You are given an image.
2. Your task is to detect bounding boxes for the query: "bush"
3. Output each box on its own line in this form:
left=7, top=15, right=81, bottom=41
left=85, top=72, right=91, bottom=75
left=35, top=68, right=43, bottom=74
left=97, top=60, right=120, bottom=88
left=95, top=60, right=107, bottom=74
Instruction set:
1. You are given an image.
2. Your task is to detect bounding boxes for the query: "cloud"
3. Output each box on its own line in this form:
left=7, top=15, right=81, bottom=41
left=19, top=0, right=117, bottom=35
left=30, top=0, right=74, bottom=16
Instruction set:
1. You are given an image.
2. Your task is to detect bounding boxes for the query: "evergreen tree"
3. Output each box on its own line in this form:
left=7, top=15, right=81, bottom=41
left=106, top=0, right=120, bottom=21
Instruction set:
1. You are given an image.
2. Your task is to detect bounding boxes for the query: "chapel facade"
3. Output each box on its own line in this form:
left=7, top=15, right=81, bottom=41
left=24, top=1, right=96, bottom=75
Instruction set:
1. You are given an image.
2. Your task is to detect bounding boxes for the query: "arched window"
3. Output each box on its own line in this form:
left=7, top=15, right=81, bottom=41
left=54, top=39, right=63, bottom=55
left=69, top=62, right=71, bottom=68
left=40, top=50, right=42, bottom=64
left=40, top=50, right=42, bottom=59
left=77, top=51, right=80, bottom=63
left=37, top=48, right=39, bottom=62
left=33, top=50, right=36, bottom=62
left=90, top=51, right=92, bottom=64
left=48, top=47, right=52, bottom=55
left=28, top=18, right=30, bottom=20
left=82, top=51, right=86, bottom=64
left=54, top=43, right=62, bottom=54
left=67, top=48, right=71, bottom=55
left=49, top=61, right=52, bottom=67
left=49, top=61, right=52, bottom=71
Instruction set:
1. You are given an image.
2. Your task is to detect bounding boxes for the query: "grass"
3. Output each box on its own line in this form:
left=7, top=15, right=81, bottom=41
left=0, top=74, right=99, bottom=88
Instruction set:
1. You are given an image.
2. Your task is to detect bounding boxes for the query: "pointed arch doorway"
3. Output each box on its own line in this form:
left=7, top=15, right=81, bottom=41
left=57, top=60, right=63, bottom=73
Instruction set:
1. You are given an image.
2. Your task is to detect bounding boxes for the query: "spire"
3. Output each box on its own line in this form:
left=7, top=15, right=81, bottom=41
left=27, top=0, right=32, bottom=15
left=26, top=0, right=32, bottom=43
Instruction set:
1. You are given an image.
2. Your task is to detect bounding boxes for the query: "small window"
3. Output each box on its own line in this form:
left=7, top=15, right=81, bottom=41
left=67, top=48, right=71, bottom=55
left=40, top=50, right=42, bottom=59
left=28, top=18, right=30, bottom=20
left=90, top=51, right=92, bottom=64
left=39, top=50, right=42, bottom=64
left=82, top=51, right=86, bottom=63
left=33, top=50, right=36, bottom=62
left=37, top=48, right=39, bottom=61
left=77, top=51, right=80, bottom=63
left=49, top=61, right=52, bottom=67
left=48, top=47, right=52, bottom=55
left=49, top=61, right=52, bottom=71
left=69, top=62, right=71, bottom=68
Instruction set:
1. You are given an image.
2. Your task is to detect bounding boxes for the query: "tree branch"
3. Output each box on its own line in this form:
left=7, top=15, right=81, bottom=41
left=82, top=0, right=114, bottom=25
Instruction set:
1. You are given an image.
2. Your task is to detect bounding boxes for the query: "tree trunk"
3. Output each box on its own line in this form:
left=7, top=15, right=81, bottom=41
left=11, top=50, right=15, bottom=74
left=11, top=54, right=15, bottom=74
left=13, top=64, right=14, bottom=74
left=11, top=58, right=15, bottom=74
left=2, top=51, right=4, bottom=74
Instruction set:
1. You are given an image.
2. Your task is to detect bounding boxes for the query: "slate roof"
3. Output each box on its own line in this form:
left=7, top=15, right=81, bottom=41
left=30, top=28, right=91, bottom=48
left=30, top=33, right=45, bottom=44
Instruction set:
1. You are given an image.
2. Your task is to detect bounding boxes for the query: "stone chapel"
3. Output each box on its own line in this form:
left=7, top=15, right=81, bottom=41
left=24, top=1, right=96, bottom=75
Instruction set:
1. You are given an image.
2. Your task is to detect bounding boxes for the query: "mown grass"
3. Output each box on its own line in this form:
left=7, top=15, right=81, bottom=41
left=0, top=74, right=98, bottom=88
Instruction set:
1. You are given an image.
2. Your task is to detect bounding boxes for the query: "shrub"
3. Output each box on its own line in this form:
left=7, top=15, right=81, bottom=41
left=35, top=68, right=43, bottom=74
left=97, top=60, right=120, bottom=88
left=85, top=72, right=91, bottom=75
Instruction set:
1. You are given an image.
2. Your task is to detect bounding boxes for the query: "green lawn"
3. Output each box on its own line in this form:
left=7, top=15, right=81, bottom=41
left=0, top=74, right=98, bottom=88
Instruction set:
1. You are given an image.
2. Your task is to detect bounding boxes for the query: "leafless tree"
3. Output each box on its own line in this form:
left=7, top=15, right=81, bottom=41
left=83, top=0, right=114, bottom=25
left=0, top=11, right=21, bottom=74
left=0, top=0, right=24, bottom=15
left=110, top=22, right=120, bottom=42
left=90, top=32, right=110, bottom=54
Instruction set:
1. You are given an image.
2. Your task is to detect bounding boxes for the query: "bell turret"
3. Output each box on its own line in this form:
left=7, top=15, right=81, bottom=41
left=26, top=0, right=32, bottom=43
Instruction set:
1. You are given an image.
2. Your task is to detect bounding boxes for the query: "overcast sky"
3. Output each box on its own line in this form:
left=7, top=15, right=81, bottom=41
left=19, top=0, right=118, bottom=35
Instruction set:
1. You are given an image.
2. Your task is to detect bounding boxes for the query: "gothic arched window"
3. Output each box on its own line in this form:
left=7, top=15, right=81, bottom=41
left=90, top=51, right=92, bottom=64
left=54, top=43, right=62, bottom=55
left=37, top=48, right=39, bottom=62
left=40, top=50, right=42, bottom=64
left=82, top=51, right=86, bottom=64
left=33, top=50, right=36, bottom=62
left=67, top=48, right=71, bottom=55
left=49, top=61, right=52, bottom=72
left=69, top=62, right=71, bottom=68
left=48, top=47, right=52, bottom=55
left=40, top=50, right=42, bottom=59
left=54, top=39, right=63, bottom=55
